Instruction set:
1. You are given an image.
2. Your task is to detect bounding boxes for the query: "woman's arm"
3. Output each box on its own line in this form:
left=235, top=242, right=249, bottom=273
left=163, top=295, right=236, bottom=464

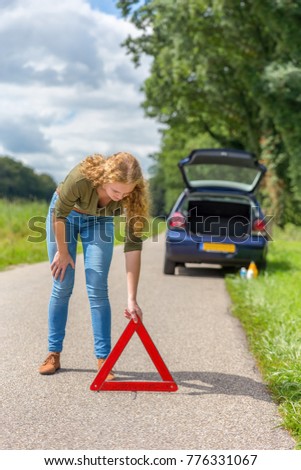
left=124, top=250, right=143, bottom=323
left=50, top=173, right=80, bottom=281
left=50, top=217, right=75, bottom=282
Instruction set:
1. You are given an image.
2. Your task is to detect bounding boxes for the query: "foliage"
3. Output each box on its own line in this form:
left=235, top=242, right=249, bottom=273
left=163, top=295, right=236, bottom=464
left=0, top=155, right=57, bottom=200
left=150, top=129, right=218, bottom=214
left=148, top=153, right=166, bottom=216
left=118, top=0, right=301, bottom=222
left=226, top=225, right=301, bottom=447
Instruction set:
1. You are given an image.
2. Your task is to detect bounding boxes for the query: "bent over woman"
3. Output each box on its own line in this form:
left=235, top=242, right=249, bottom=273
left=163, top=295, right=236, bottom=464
left=39, top=152, right=149, bottom=378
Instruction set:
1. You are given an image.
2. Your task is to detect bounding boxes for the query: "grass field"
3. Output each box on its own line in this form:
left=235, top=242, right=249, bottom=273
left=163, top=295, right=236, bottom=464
left=0, top=199, right=49, bottom=269
left=226, top=224, right=301, bottom=449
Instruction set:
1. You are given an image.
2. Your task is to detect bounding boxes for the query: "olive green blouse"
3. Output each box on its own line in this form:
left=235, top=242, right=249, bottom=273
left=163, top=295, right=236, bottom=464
left=55, top=163, right=142, bottom=252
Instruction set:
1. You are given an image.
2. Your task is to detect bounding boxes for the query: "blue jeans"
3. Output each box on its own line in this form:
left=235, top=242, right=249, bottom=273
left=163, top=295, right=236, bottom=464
left=46, top=192, right=114, bottom=358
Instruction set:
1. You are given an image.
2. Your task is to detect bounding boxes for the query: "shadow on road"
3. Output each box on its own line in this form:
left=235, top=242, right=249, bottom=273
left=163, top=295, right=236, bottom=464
left=107, top=370, right=272, bottom=402
left=56, top=368, right=271, bottom=402
left=175, top=265, right=234, bottom=278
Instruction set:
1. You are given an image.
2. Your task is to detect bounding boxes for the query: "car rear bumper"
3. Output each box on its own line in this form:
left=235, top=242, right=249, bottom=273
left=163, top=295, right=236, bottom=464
left=165, top=231, right=268, bottom=266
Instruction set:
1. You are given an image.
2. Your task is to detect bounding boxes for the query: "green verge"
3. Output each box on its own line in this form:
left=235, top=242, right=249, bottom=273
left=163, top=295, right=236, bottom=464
left=0, top=199, right=49, bottom=268
left=225, top=224, right=301, bottom=449
left=0, top=198, right=167, bottom=270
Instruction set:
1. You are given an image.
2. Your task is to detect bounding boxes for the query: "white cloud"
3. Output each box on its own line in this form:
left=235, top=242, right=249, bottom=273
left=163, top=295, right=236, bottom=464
left=0, top=0, right=160, bottom=182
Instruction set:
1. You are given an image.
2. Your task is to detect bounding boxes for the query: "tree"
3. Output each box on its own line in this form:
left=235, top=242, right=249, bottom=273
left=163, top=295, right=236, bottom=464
left=0, top=156, right=56, bottom=200
left=118, top=0, right=301, bottom=224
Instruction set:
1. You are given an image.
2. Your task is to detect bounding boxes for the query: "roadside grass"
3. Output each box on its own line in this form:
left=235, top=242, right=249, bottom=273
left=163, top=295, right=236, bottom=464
left=0, top=198, right=166, bottom=270
left=225, top=224, right=301, bottom=449
left=0, top=199, right=49, bottom=269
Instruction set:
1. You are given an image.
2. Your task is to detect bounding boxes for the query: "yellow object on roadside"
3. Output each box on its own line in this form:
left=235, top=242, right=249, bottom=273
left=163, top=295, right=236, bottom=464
left=247, top=261, right=258, bottom=279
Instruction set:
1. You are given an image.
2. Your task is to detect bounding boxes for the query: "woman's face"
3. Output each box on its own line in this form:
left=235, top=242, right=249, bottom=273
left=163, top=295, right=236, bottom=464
left=102, top=182, right=136, bottom=201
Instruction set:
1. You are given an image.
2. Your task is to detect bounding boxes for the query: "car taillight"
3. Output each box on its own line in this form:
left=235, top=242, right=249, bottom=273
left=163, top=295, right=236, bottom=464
left=168, top=211, right=186, bottom=229
left=252, top=219, right=266, bottom=234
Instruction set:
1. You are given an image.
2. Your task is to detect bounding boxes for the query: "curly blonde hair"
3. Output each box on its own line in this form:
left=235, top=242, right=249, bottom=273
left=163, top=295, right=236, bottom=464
left=80, top=152, right=150, bottom=236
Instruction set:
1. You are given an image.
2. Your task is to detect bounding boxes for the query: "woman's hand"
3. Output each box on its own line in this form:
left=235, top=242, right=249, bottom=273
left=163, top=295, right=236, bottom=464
left=50, top=250, right=75, bottom=282
left=124, top=300, right=143, bottom=324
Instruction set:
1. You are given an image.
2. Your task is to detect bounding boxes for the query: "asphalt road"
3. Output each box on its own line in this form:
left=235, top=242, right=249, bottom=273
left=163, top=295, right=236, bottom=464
left=0, top=234, right=296, bottom=450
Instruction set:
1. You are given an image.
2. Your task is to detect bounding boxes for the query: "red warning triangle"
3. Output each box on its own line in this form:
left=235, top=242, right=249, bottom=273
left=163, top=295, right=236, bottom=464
left=90, top=317, right=178, bottom=392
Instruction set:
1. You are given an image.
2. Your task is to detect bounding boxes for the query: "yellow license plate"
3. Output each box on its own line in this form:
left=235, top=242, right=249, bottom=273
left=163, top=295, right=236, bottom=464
left=203, top=243, right=236, bottom=253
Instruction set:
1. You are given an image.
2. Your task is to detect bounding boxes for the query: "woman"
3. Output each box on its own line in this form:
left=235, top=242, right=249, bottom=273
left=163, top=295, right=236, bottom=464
left=39, top=152, right=149, bottom=378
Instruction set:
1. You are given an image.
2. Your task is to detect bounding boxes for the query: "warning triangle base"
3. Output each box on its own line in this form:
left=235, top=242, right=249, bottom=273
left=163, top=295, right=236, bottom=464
left=90, top=317, right=178, bottom=392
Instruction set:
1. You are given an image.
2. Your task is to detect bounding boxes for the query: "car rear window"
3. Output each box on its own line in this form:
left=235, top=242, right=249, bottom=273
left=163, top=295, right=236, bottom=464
left=184, top=163, right=260, bottom=191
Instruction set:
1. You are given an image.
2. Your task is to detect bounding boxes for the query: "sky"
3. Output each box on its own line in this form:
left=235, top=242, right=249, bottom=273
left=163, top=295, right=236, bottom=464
left=0, top=0, right=160, bottom=183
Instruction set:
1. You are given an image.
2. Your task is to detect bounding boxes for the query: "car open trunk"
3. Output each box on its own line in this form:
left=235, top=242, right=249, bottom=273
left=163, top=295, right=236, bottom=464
left=186, top=198, right=252, bottom=238
left=178, top=148, right=266, bottom=193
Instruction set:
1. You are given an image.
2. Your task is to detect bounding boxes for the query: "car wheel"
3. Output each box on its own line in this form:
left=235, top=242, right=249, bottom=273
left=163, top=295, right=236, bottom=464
left=164, top=257, right=176, bottom=275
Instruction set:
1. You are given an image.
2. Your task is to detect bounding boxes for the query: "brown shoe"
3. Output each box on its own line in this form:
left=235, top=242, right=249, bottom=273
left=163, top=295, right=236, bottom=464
left=39, top=352, right=60, bottom=375
left=97, top=358, right=115, bottom=380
